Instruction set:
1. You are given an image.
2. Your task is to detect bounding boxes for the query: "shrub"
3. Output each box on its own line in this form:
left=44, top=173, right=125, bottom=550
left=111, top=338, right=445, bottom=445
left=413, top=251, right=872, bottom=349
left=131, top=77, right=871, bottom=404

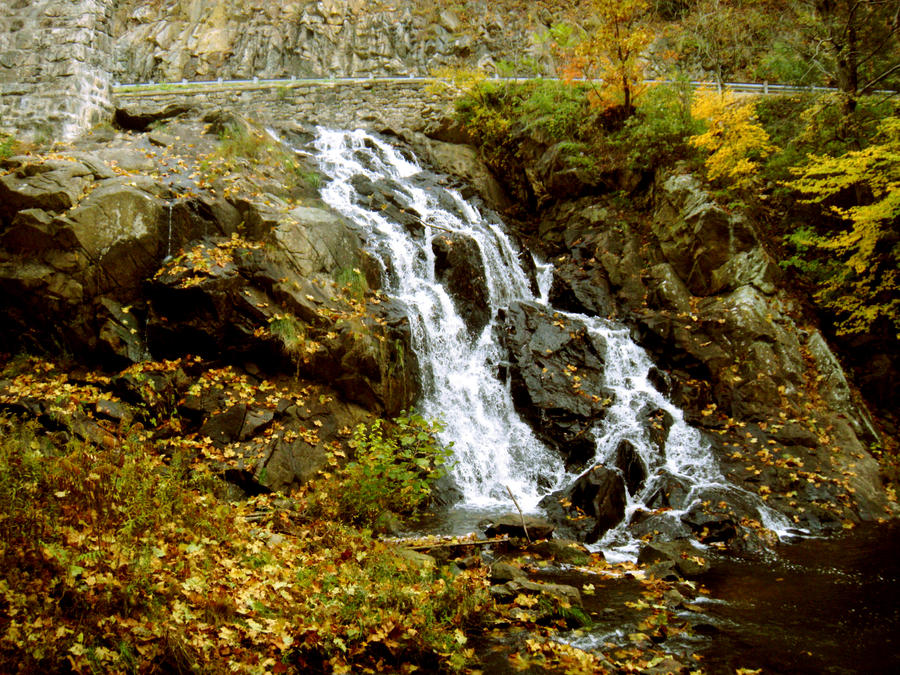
left=783, top=116, right=900, bottom=335
left=0, top=415, right=485, bottom=674
left=616, top=79, right=703, bottom=169
left=335, top=266, right=369, bottom=302
left=519, top=80, right=591, bottom=141
left=0, top=132, right=14, bottom=159
left=690, top=90, right=778, bottom=190
left=330, top=413, right=452, bottom=525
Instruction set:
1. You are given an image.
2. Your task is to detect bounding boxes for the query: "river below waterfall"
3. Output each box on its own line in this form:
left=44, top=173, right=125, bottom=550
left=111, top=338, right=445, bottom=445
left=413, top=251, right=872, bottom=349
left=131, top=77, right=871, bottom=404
left=691, top=522, right=900, bottom=674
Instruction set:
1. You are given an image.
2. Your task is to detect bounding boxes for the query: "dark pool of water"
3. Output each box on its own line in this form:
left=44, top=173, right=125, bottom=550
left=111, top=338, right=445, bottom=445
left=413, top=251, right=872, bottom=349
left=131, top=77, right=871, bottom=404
left=692, top=522, right=900, bottom=674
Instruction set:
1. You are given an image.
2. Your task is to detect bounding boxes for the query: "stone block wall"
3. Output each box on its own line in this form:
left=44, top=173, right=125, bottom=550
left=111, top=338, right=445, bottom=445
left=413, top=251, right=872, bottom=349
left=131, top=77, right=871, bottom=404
left=115, top=80, right=457, bottom=134
left=0, top=0, right=114, bottom=142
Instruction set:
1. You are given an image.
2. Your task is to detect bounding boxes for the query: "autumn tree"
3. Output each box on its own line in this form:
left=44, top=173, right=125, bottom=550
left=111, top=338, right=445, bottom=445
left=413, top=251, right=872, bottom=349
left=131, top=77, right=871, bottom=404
left=691, top=90, right=778, bottom=189
left=798, top=0, right=900, bottom=112
left=785, top=116, right=900, bottom=335
left=568, top=0, right=654, bottom=109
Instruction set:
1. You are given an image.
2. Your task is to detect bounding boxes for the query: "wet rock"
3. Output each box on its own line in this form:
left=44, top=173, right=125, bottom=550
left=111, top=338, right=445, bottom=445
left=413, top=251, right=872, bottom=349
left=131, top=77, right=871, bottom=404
left=491, top=579, right=582, bottom=609
left=770, top=422, right=818, bottom=448
left=614, top=439, right=646, bottom=496
left=413, top=136, right=511, bottom=211
left=0, top=208, right=77, bottom=254
left=148, top=130, right=176, bottom=147
left=97, top=298, right=146, bottom=364
left=629, top=510, right=694, bottom=542
left=804, top=330, right=879, bottom=442
left=548, top=258, right=615, bottom=318
left=653, top=173, right=772, bottom=297
left=541, top=464, right=627, bottom=544
left=65, top=181, right=170, bottom=294
left=679, top=487, right=767, bottom=546
left=527, top=539, right=593, bottom=565
left=484, top=514, right=555, bottom=541
left=260, top=402, right=370, bottom=492
left=392, top=548, right=436, bottom=572
left=0, top=160, right=92, bottom=220
left=271, top=205, right=366, bottom=278
left=643, top=407, right=674, bottom=454
left=349, top=174, right=423, bottom=236
left=68, top=152, right=118, bottom=180
left=200, top=404, right=249, bottom=447
left=240, top=408, right=275, bottom=440
left=113, top=368, right=185, bottom=419
left=95, top=399, right=133, bottom=426
left=645, top=472, right=693, bottom=510
left=499, top=301, right=614, bottom=467
left=490, top=562, right=526, bottom=583
left=431, top=232, right=490, bottom=335
left=638, top=539, right=710, bottom=578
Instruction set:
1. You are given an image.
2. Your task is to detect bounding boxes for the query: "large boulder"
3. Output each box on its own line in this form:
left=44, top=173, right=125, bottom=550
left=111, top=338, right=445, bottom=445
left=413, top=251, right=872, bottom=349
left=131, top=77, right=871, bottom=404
left=540, top=464, right=628, bottom=543
left=148, top=234, right=419, bottom=415
left=652, top=173, right=781, bottom=297
left=269, top=205, right=367, bottom=279
left=498, top=301, right=614, bottom=468
left=114, top=101, right=193, bottom=131
left=431, top=232, right=490, bottom=336
left=349, top=175, right=424, bottom=237
left=413, top=136, right=512, bottom=212
left=0, top=159, right=93, bottom=222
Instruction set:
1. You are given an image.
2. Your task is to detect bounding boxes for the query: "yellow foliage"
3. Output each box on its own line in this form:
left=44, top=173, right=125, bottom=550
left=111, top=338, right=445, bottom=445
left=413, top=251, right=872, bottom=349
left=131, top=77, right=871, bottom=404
left=570, top=0, right=653, bottom=108
left=690, top=90, right=777, bottom=190
left=785, top=116, right=900, bottom=335
left=427, top=65, right=487, bottom=97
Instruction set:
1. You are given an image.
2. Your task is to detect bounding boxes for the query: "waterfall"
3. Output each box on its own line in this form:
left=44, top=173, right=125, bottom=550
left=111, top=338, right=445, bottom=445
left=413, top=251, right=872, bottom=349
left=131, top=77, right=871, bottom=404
left=311, top=128, right=791, bottom=549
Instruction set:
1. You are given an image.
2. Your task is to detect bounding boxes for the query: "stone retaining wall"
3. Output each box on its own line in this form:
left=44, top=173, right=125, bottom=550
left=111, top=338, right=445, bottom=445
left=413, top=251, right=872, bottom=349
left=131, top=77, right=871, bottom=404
left=0, top=0, right=113, bottom=141
left=115, top=80, right=457, bottom=133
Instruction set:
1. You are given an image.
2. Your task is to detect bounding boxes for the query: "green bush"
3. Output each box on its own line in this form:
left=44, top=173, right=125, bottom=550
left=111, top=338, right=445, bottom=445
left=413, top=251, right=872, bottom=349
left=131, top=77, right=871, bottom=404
left=519, top=80, right=591, bottom=141
left=334, top=413, right=452, bottom=525
left=616, top=80, right=703, bottom=169
left=0, top=132, right=14, bottom=159
left=755, top=40, right=819, bottom=86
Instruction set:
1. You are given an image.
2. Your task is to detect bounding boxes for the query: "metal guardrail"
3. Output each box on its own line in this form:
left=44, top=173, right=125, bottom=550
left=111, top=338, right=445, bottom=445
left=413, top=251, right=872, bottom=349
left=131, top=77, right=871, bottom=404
left=112, top=76, right=896, bottom=97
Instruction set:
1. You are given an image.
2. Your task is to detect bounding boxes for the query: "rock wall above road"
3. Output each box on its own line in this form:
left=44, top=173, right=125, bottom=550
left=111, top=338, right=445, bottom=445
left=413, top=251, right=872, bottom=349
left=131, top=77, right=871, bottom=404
left=110, top=0, right=550, bottom=83
left=2, top=0, right=557, bottom=142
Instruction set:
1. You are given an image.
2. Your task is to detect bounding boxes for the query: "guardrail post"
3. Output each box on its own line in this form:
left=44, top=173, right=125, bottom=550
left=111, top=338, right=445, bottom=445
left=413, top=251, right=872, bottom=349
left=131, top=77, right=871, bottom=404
left=764, top=81, right=769, bottom=95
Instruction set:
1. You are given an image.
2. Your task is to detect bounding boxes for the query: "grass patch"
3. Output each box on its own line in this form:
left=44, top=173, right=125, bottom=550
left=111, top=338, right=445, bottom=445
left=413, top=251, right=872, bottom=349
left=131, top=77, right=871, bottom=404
left=0, top=132, right=15, bottom=159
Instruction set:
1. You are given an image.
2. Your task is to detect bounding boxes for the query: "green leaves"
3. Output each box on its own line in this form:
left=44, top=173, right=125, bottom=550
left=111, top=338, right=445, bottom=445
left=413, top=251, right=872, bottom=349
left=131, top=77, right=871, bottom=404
left=319, top=413, right=452, bottom=526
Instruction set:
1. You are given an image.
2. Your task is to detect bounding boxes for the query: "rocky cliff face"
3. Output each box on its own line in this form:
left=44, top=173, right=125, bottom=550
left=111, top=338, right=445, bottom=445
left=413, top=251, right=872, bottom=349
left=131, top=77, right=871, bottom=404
left=111, top=0, right=549, bottom=83
left=504, top=163, right=894, bottom=538
left=3, top=0, right=556, bottom=143
left=0, top=113, right=421, bottom=494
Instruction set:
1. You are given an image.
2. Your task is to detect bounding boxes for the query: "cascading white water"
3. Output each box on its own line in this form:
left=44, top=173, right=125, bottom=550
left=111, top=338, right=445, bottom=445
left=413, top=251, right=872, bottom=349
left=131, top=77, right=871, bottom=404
left=314, top=129, right=565, bottom=511
left=311, top=128, right=791, bottom=547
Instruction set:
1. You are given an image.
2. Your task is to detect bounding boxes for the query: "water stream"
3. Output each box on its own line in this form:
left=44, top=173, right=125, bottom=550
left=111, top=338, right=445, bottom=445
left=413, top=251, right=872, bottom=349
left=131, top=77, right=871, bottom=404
left=310, top=128, right=789, bottom=554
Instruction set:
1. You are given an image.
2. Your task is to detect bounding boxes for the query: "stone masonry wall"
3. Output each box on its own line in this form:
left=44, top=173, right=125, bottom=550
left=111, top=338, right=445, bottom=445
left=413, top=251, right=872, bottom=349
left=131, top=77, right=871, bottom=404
left=0, top=0, right=114, bottom=142
left=115, top=80, right=457, bottom=134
